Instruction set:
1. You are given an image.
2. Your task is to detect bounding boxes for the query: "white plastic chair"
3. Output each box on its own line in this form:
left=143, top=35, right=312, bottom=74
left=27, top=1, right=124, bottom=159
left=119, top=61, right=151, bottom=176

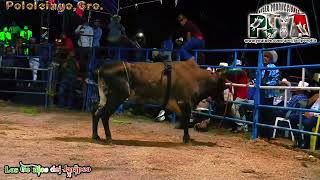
left=273, top=117, right=295, bottom=141
left=273, top=100, right=307, bottom=142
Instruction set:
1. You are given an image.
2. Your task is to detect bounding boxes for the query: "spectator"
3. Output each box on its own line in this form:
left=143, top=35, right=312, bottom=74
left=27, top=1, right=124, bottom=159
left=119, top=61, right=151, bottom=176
left=61, top=33, right=74, bottom=51
left=75, top=18, right=93, bottom=75
left=0, top=27, right=12, bottom=47
left=15, top=37, right=25, bottom=55
left=58, top=50, right=80, bottom=109
left=193, top=97, right=213, bottom=132
left=259, top=50, right=281, bottom=139
left=20, top=25, right=32, bottom=45
left=92, top=19, right=102, bottom=48
left=152, top=39, right=174, bottom=62
left=107, top=15, right=126, bottom=45
left=227, top=59, right=250, bottom=132
left=299, top=93, right=320, bottom=148
left=177, top=14, right=205, bottom=61
left=75, top=18, right=94, bottom=47
left=275, top=81, right=309, bottom=122
left=9, top=21, right=21, bottom=43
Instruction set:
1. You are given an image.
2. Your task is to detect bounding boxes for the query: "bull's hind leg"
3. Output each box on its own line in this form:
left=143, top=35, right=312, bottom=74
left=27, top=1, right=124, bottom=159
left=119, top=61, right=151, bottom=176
left=178, top=102, right=192, bottom=144
left=102, top=92, right=129, bottom=144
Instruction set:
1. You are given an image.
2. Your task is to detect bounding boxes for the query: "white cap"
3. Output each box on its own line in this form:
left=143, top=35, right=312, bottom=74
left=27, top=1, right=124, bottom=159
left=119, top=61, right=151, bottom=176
left=219, top=62, right=228, bottom=67
left=206, top=67, right=212, bottom=71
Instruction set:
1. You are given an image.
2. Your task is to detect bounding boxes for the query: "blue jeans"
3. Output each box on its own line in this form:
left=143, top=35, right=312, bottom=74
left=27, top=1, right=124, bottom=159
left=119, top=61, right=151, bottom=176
left=303, top=117, right=318, bottom=132
left=180, top=37, right=205, bottom=60
left=58, top=77, right=77, bottom=108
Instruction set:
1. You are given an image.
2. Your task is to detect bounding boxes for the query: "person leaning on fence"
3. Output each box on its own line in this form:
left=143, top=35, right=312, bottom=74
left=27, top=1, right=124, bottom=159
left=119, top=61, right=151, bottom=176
left=58, top=50, right=80, bottom=109
left=258, top=50, right=281, bottom=139
left=226, top=60, right=250, bottom=132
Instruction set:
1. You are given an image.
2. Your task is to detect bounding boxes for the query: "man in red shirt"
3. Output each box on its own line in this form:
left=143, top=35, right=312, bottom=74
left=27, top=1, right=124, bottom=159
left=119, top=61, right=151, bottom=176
left=225, top=60, right=250, bottom=132
left=177, top=14, right=205, bottom=61
left=61, top=33, right=74, bottom=51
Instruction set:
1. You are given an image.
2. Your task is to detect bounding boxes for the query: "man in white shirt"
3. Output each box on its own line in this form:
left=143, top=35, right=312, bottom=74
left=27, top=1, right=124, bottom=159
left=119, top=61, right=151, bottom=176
left=75, top=19, right=93, bottom=47
left=74, top=18, right=93, bottom=77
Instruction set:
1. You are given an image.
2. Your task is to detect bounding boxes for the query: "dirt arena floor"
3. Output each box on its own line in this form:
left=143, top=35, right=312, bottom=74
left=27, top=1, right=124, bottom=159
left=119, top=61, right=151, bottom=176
left=0, top=103, right=320, bottom=180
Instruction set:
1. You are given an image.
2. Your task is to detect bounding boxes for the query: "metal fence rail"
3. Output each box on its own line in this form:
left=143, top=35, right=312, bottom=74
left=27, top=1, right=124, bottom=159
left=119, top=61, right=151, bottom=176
left=0, top=44, right=57, bottom=108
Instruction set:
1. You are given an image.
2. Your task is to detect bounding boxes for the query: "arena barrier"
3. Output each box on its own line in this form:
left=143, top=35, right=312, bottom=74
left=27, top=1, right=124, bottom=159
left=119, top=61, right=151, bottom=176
left=193, top=42, right=320, bottom=144
left=0, top=44, right=58, bottom=108
left=84, top=43, right=320, bottom=147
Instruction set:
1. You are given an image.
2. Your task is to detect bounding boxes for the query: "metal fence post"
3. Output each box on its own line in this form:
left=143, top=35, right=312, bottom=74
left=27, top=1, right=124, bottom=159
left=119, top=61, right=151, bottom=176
left=177, top=50, right=181, bottom=61
left=287, top=48, right=291, bottom=66
left=252, top=49, right=263, bottom=140
left=194, top=50, right=198, bottom=64
left=233, top=51, right=238, bottom=67
left=145, top=49, right=149, bottom=63
left=117, top=48, right=121, bottom=60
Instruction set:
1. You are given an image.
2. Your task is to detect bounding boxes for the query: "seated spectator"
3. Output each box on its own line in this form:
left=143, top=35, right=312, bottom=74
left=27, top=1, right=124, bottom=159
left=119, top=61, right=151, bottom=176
left=58, top=51, right=80, bottom=109
left=274, top=81, right=309, bottom=129
left=298, top=93, right=320, bottom=149
left=273, top=78, right=292, bottom=105
left=193, top=97, right=213, bottom=132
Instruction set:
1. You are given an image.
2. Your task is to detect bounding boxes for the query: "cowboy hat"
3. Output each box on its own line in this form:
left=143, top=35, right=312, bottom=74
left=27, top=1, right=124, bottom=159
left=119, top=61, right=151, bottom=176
left=279, top=78, right=291, bottom=86
left=313, top=73, right=320, bottom=82
left=219, top=62, right=228, bottom=67
left=263, top=50, right=278, bottom=64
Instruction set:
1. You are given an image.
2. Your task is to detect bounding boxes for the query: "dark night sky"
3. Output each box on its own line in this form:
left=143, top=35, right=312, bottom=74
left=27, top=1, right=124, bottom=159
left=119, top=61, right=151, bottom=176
left=0, top=0, right=319, bottom=66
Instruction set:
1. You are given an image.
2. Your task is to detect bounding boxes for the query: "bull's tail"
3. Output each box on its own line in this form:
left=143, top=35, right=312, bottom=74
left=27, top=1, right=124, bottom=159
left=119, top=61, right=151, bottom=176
left=95, top=68, right=108, bottom=116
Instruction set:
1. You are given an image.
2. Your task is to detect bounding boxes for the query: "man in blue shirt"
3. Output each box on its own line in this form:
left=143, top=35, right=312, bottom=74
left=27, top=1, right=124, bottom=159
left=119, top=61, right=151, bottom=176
left=259, top=50, right=281, bottom=139
left=92, top=19, right=102, bottom=48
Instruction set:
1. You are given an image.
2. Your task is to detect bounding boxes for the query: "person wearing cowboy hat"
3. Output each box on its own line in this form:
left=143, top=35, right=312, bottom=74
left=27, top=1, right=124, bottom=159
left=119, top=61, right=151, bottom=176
left=257, top=50, right=281, bottom=139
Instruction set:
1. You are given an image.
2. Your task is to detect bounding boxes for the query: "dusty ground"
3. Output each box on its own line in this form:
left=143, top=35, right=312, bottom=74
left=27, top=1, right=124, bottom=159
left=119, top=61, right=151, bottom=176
left=0, top=103, right=320, bottom=180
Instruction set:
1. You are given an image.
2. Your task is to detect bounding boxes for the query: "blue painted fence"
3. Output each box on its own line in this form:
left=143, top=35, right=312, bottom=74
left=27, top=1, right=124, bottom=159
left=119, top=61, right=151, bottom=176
left=83, top=42, right=320, bottom=141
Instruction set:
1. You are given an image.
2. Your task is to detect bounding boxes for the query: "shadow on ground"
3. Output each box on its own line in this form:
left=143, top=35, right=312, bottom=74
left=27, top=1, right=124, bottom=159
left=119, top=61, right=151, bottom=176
left=54, top=137, right=217, bottom=148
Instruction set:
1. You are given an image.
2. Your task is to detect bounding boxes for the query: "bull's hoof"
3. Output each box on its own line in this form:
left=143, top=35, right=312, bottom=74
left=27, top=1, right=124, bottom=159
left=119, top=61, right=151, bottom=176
left=105, top=138, right=113, bottom=145
left=183, top=135, right=190, bottom=144
left=92, top=136, right=101, bottom=143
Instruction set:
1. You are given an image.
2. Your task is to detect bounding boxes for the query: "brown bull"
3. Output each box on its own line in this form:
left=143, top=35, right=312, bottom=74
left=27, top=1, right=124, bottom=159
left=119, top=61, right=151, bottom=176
left=92, top=59, right=226, bottom=144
